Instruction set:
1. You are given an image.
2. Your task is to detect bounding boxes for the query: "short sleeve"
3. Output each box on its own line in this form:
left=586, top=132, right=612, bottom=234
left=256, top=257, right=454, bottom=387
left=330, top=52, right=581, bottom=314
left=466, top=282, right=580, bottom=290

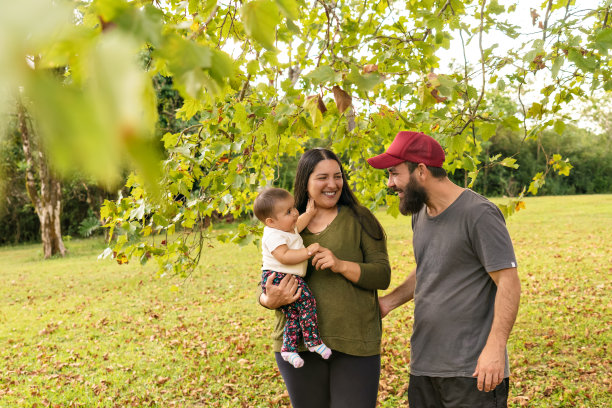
left=470, top=205, right=517, bottom=273
left=263, top=230, right=289, bottom=253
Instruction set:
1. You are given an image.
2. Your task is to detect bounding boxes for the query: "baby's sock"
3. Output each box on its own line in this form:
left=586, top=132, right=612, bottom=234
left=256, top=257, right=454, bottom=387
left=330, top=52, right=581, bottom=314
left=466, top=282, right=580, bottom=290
left=281, top=352, right=304, bottom=368
left=308, top=343, right=332, bottom=359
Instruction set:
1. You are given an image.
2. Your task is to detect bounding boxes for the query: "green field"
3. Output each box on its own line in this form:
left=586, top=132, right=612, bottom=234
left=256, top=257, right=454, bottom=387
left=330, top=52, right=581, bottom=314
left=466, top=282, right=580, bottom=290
left=1, top=195, right=610, bottom=407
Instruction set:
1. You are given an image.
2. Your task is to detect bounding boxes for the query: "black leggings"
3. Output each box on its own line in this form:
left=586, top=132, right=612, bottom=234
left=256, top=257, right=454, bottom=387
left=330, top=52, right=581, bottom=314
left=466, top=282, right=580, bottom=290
left=275, top=350, right=380, bottom=408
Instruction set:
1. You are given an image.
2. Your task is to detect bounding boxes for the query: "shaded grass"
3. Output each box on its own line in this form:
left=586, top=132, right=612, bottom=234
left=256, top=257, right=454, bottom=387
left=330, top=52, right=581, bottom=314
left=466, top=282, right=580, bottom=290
left=0, top=195, right=610, bottom=407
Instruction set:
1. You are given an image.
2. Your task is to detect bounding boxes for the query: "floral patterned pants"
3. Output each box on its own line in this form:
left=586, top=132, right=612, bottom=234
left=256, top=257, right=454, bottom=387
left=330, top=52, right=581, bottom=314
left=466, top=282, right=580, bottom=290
left=261, top=270, right=323, bottom=352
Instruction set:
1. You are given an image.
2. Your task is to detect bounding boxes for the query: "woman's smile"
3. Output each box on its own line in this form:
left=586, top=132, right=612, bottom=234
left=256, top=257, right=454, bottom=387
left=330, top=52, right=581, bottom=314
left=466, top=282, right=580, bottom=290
left=307, top=159, right=343, bottom=208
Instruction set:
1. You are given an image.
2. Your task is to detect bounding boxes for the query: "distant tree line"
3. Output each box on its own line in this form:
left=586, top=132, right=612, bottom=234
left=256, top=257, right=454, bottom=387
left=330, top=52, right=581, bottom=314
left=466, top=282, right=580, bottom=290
left=450, top=126, right=612, bottom=197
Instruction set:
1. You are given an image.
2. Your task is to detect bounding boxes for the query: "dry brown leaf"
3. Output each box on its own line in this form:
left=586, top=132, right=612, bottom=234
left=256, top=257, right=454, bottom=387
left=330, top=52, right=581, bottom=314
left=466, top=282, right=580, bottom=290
left=317, top=95, right=327, bottom=114
left=362, top=64, right=378, bottom=74
left=332, top=85, right=352, bottom=113
left=430, top=89, right=447, bottom=103
left=530, top=8, right=539, bottom=26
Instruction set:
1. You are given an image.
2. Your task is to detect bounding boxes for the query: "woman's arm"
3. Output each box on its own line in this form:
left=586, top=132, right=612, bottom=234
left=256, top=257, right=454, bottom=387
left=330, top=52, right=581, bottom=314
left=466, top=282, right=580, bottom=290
left=311, top=211, right=391, bottom=290
left=311, top=248, right=362, bottom=283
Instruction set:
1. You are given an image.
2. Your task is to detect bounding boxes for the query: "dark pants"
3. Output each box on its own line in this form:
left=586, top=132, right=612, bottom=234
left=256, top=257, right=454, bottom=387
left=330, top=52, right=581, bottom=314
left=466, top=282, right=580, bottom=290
left=408, top=375, right=509, bottom=408
left=275, top=351, right=380, bottom=408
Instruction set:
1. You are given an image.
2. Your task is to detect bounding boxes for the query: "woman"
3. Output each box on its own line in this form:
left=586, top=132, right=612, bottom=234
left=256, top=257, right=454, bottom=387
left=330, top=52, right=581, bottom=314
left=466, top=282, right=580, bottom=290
left=260, top=148, right=391, bottom=407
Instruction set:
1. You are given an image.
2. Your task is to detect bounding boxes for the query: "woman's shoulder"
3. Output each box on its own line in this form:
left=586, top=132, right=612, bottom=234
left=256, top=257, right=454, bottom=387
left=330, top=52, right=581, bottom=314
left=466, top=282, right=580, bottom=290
left=338, top=203, right=374, bottom=218
left=340, top=205, right=385, bottom=240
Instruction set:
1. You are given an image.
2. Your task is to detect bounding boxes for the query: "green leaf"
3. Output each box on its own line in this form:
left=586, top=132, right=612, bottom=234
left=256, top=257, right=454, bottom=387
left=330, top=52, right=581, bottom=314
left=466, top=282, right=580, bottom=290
left=568, top=48, right=598, bottom=72
left=385, top=195, right=400, bottom=218
left=553, top=120, right=565, bottom=135
left=275, top=0, right=298, bottom=21
left=347, top=70, right=383, bottom=92
left=152, top=214, right=169, bottom=228
left=303, top=96, right=323, bottom=126
left=526, top=102, right=544, bottom=119
left=208, top=50, right=235, bottom=84
left=500, top=157, right=519, bottom=169
left=247, top=60, right=260, bottom=75
left=461, top=155, right=476, bottom=172
left=395, top=110, right=413, bottom=127
left=478, top=122, right=498, bottom=141
left=528, top=172, right=545, bottom=195
left=486, top=0, right=505, bottom=14
left=176, top=98, right=203, bottom=121
left=304, top=66, right=338, bottom=85
left=241, top=0, right=280, bottom=50
left=595, top=27, right=612, bottom=51
left=501, top=116, right=521, bottom=132
left=113, top=4, right=164, bottom=47
left=551, top=56, right=564, bottom=79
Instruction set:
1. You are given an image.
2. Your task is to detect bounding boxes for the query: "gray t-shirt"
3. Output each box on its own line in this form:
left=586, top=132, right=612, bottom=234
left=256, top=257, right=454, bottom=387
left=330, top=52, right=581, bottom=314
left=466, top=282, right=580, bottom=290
left=410, top=189, right=517, bottom=377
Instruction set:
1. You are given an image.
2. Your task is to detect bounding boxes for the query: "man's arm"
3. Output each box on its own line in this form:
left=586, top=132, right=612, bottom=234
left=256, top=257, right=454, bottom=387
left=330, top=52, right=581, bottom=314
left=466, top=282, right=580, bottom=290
left=473, top=267, right=521, bottom=392
left=379, top=268, right=417, bottom=318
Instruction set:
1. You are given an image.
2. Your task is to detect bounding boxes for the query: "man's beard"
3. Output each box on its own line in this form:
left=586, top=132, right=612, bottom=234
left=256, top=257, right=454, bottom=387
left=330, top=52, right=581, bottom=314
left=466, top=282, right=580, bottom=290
left=398, top=178, right=428, bottom=215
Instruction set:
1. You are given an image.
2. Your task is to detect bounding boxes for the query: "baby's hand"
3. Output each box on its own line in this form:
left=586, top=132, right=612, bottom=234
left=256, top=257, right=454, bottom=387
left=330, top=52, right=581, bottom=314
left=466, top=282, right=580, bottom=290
left=305, top=198, right=317, bottom=216
left=306, top=243, right=320, bottom=255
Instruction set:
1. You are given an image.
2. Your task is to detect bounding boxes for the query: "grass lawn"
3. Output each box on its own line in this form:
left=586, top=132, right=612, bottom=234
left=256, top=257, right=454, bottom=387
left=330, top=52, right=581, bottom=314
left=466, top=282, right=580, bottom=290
left=0, top=194, right=610, bottom=407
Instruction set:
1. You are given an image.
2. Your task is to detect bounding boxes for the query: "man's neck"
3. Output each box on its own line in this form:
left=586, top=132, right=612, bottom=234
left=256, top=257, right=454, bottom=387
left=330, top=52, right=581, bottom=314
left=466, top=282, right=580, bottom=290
left=425, top=179, right=465, bottom=217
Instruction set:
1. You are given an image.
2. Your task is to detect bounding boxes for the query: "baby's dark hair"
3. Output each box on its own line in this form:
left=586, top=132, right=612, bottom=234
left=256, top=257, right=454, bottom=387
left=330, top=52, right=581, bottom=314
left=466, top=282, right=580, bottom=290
left=253, top=187, right=292, bottom=222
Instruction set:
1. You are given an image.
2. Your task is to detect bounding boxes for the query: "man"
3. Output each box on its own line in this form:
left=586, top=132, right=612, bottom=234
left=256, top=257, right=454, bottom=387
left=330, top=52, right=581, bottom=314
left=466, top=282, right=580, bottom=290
left=367, top=131, right=521, bottom=407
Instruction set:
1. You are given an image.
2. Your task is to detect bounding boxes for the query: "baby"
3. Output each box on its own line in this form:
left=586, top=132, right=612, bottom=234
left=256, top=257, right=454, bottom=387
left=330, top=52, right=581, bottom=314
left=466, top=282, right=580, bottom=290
left=254, top=187, right=332, bottom=368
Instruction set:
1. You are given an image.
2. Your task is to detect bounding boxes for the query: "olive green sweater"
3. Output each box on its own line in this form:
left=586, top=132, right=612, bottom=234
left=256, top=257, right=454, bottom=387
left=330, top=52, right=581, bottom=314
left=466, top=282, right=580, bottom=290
left=270, top=206, right=391, bottom=356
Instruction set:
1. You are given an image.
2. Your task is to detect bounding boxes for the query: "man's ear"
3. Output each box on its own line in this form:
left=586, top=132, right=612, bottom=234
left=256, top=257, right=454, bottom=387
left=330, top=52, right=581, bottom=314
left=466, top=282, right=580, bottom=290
left=417, top=162, right=428, bottom=178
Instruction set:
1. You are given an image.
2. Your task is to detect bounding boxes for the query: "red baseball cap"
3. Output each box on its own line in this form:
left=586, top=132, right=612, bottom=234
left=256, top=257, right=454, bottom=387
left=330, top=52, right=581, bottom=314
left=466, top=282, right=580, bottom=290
left=367, top=131, right=445, bottom=169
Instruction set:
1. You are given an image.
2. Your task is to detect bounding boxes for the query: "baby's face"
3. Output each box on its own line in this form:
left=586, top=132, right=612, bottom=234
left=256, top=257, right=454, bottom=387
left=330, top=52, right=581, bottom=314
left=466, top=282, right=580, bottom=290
left=268, top=196, right=299, bottom=233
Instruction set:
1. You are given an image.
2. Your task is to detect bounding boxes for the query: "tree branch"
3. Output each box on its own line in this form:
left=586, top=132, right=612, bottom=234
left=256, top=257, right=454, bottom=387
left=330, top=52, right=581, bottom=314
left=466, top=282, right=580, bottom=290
left=542, top=0, right=553, bottom=42
left=474, top=0, right=487, bottom=114
left=190, top=4, right=220, bottom=40
left=517, top=82, right=528, bottom=142
left=454, top=0, right=487, bottom=138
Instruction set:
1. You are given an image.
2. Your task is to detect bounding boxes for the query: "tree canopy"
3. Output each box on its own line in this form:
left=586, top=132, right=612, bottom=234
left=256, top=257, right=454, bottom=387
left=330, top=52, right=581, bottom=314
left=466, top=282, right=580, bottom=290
left=2, top=0, right=611, bottom=274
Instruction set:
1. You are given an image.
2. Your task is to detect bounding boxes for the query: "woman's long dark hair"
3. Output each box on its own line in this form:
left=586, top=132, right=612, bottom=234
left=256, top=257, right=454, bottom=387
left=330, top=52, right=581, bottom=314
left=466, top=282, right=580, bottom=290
left=293, top=148, right=385, bottom=240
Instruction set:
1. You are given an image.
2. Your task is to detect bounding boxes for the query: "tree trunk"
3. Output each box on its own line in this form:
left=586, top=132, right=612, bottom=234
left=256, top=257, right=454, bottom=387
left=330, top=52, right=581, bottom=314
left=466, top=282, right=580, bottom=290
left=17, top=100, right=66, bottom=258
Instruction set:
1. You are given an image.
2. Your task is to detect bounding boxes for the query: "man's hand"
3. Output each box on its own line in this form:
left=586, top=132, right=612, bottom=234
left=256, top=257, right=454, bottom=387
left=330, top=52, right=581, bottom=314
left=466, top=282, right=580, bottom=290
left=259, top=273, right=302, bottom=309
left=379, top=296, right=392, bottom=318
left=472, top=342, right=505, bottom=392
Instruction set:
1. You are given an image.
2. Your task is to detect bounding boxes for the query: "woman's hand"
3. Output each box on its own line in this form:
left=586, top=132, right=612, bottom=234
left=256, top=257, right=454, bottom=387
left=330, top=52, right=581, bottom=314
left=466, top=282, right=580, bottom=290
left=311, top=247, right=345, bottom=273
left=311, top=247, right=362, bottom=284
left=259, top=272, right=302, bottom=309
